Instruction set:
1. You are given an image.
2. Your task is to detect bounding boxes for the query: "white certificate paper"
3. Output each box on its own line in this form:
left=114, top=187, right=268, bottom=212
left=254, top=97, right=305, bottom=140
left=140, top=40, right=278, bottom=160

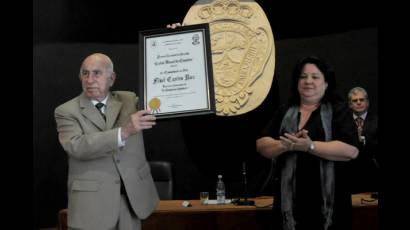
left=139, top=24, right=215, bottom=119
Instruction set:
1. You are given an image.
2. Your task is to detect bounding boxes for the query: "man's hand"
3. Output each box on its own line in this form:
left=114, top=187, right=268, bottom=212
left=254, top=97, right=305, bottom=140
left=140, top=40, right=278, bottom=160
left=121, top=110, right=156, bottom=140
left=166, top=23, right=182, bottom=29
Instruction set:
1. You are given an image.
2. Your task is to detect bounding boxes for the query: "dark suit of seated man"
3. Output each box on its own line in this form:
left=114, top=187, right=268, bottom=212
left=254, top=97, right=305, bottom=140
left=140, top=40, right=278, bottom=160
left=55, top=53, right=159, bottom=230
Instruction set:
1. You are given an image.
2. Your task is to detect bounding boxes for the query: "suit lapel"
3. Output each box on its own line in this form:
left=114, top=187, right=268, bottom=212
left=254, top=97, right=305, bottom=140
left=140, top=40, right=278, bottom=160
left=106, top=94, right=122, bottom=129
left=79, top=94, right=106, bottom=130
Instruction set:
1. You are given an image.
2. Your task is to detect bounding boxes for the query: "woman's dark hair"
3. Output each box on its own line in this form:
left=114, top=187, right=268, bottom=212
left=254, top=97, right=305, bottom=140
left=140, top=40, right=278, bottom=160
left=288, top=56, right=338, bottom=105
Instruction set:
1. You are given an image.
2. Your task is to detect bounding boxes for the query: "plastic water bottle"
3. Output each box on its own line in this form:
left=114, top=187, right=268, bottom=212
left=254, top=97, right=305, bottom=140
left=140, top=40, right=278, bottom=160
left=216, top=175, right=226, bottom=204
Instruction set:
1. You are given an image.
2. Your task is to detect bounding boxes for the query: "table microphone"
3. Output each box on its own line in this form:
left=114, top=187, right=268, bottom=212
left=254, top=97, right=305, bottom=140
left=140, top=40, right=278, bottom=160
left=370, top=156, right=379, bottom=199
left=235, top=162, right=255, bottom=206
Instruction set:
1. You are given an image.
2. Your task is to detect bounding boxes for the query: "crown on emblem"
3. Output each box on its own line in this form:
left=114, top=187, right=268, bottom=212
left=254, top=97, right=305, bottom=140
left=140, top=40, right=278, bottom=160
left=198, top=0, right=253, bottom=20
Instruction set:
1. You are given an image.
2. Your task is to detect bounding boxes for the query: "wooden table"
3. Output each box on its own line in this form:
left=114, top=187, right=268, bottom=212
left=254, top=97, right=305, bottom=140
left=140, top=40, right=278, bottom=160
left=142, top=196, right=274, bottom=229
left=351, top=193, right=379, bottom=230
left=142, top=193, right=378, bottom=230
left=58, top=193, right=378, bottom=230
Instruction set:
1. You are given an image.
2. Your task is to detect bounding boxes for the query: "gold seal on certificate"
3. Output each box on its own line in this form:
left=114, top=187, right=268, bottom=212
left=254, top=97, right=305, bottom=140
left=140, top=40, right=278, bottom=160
left=183, top=0, right=275, bottom=116
left=149, top=97, right=161, bottom=113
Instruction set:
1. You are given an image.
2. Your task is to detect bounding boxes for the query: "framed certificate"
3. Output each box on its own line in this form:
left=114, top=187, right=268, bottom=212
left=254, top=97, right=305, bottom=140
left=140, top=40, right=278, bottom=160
left=139, top=23, right=215, bottom=119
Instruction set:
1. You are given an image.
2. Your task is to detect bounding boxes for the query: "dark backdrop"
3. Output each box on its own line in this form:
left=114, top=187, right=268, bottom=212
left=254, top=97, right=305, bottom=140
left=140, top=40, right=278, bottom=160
left=34, top=0, right=378, bottom=228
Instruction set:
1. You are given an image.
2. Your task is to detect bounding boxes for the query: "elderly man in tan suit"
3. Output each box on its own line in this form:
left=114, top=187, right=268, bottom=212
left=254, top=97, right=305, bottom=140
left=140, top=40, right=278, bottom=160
left=55, top=53, right=159, bottom=230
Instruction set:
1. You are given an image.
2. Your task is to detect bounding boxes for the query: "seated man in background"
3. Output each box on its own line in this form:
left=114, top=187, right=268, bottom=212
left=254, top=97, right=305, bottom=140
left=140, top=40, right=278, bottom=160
left=346, top=86, right=379, bottom=194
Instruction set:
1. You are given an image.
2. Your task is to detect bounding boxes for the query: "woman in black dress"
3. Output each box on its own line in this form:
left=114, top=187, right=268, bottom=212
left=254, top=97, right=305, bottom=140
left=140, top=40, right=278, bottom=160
left=256, top=56, right=358, bottom=230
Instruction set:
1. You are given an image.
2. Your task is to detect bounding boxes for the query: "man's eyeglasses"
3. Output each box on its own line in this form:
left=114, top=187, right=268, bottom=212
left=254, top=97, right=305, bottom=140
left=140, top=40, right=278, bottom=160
left=351, top=98, right=366, bottom=103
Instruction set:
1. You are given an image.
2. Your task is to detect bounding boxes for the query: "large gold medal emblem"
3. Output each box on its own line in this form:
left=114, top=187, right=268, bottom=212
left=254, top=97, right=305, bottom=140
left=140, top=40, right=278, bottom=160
left=184, top=0, right=275, bottom=116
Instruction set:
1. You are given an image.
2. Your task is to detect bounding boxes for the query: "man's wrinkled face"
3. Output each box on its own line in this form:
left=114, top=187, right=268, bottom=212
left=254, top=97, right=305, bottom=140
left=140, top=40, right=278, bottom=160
left=80, top=55, right=115, bottom=101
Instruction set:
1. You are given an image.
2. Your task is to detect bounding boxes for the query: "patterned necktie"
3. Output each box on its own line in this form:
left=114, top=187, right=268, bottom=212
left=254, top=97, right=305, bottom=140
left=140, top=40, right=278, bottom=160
left=95, top=102, right=106, bottom=121
left=355, top=117, right=364, bottom=142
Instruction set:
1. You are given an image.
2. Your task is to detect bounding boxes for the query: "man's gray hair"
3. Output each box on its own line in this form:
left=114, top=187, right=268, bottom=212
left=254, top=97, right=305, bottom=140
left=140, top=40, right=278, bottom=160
left=348, top=86, right=368, bottom=101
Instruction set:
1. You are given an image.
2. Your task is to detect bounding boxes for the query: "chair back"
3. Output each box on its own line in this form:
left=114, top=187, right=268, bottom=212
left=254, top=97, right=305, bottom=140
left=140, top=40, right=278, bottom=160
left=149, top=161, right=173, bottom=200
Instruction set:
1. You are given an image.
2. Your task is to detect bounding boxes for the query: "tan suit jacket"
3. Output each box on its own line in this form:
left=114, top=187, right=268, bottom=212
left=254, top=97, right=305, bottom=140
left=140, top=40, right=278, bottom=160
left=55, top=91, right=159, bottom=230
